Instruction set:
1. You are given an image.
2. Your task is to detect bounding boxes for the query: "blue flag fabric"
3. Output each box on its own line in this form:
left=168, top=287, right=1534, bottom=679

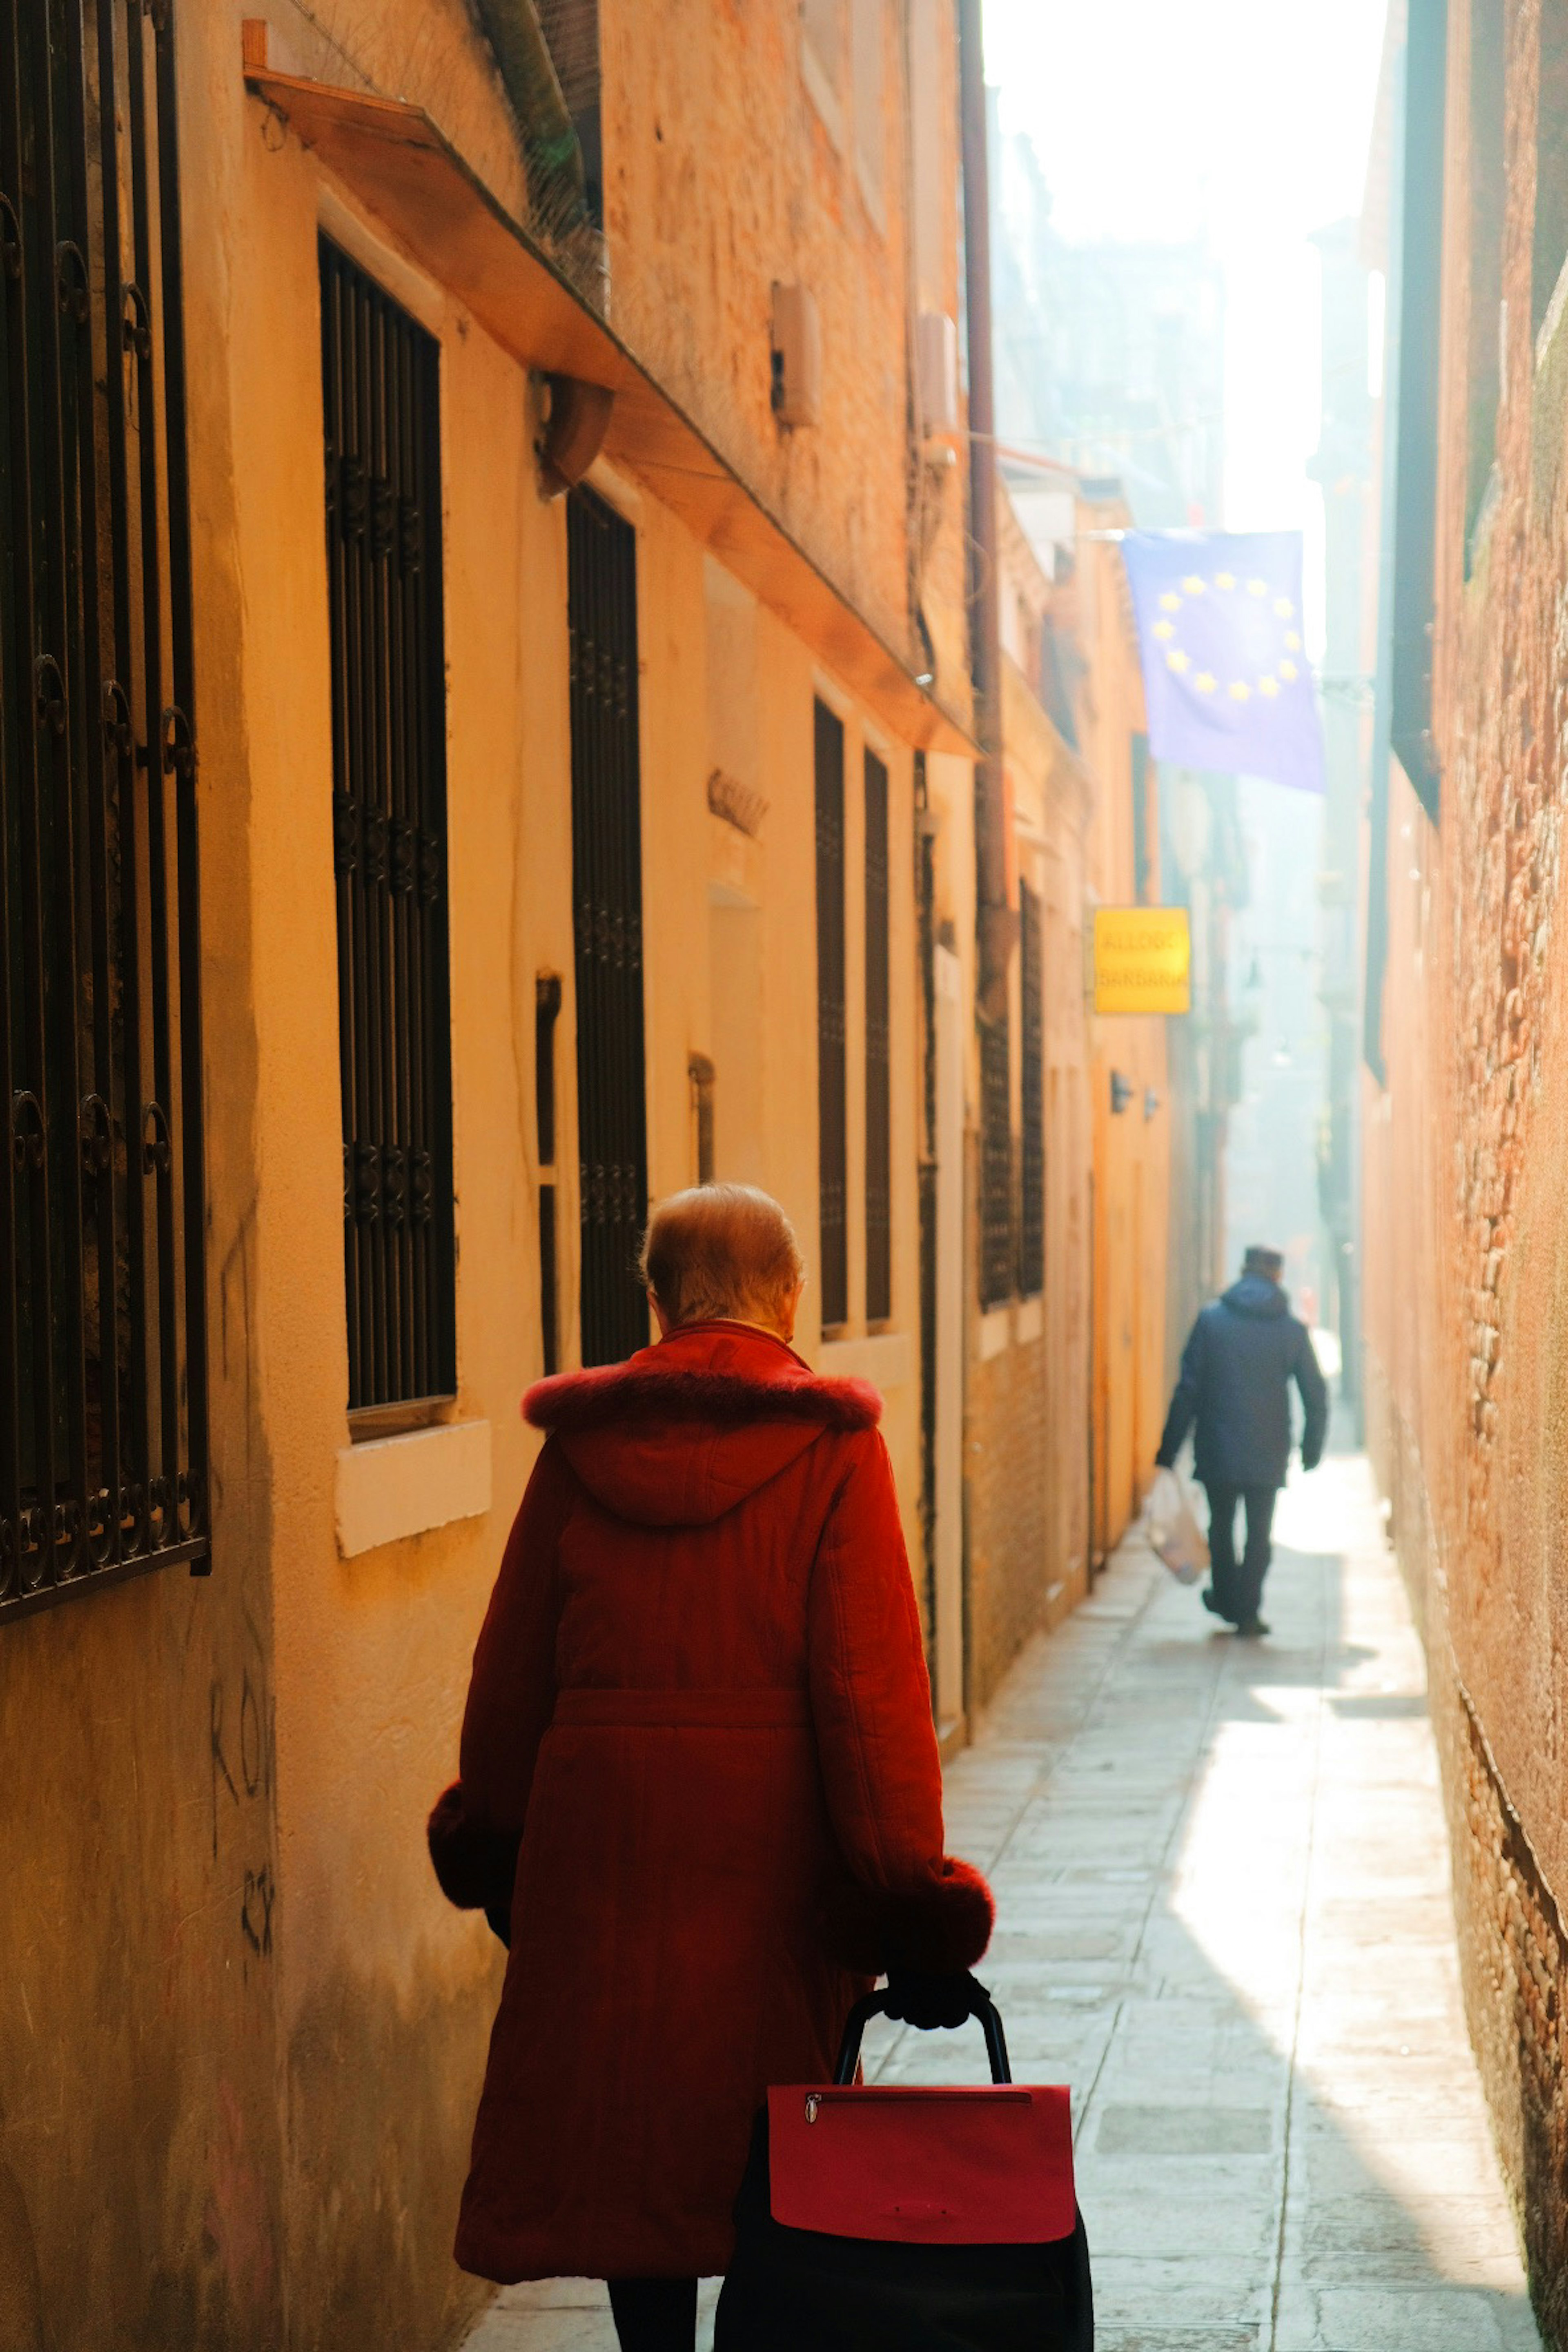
left=1120, top=530, right=1324, bottom=795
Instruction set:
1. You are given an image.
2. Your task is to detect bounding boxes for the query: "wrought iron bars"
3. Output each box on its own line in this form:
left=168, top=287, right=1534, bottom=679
left=978, top=1013, right=1014, bottom=1310
left=814, top=699, right=848, bottom=1329
left=321, top=237, right=456, bottom=1412
left=0, top=0, right=208, bottom=1622
left=568, top=486, right=648, bottom=1368
left=864, top=746, right=891, bottom=1323
left=1019, top=881, right=1045, bottom=1299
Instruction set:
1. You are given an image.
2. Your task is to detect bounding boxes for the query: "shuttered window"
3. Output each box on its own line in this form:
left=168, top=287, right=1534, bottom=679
left=0, top=0, right=208, bottom=1619
left=322, top=238, right=456, bottom=1414
left=978, top=1016, right=1014, bottom=1310
left=864, top=747, right=891, bottom=1322
left=568, top=486, right=649, bottom=1367
left=1019, top=882, right=1045, bottom=1299
left=814, top=700, right=848, bottom=1328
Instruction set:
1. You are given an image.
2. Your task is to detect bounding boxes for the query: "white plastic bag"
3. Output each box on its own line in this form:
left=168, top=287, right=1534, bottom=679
left=1146, top=1466, right=1209, bottom=1585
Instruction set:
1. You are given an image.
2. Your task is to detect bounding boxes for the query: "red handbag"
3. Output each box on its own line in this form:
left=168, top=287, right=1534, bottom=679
left=714, top=1991, right=1091, bottom=2351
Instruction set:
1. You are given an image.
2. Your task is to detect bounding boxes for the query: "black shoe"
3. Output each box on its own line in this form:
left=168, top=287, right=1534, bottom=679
left=1201, top=1588, right=1234, bottom=1624
left=1236, top=1615, right=1270, bottom=1639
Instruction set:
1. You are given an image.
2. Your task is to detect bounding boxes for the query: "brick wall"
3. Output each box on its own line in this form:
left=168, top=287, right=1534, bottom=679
left=1365, top=11, right=1568, bottom=2336
left=599, top=0, right=970, bottom=683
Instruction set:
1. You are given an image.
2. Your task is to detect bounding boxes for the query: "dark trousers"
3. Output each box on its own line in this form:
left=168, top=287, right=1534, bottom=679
left=608, top=2277, right=699, bottom=2352
left=1203, top=1483, right=1278, bottom=1624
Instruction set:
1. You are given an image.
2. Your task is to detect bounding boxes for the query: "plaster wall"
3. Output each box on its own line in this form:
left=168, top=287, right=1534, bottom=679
left=1078, top=530, right=1169, bottom=1554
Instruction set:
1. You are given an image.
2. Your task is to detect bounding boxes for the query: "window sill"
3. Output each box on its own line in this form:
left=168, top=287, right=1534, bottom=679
left=978, top=1304, right=1013, bottom=1362
left=819, top=1330, right=912, bottom=1393
left=335, top=1417, right=492, bottom=1558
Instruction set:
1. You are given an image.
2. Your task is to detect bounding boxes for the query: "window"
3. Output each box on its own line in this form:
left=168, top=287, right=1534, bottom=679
left=568, top=486, right=649, bottom=1368
left=1535, top=4, right=1568, bottom=341
left=864, top=749, right=891, bottom=1322
left=1019, top=886, right=1045, bottom=1299
left=814, top=700, right=848, bottom=1327
left=978, top=1016, right=1014, bottom=1310
left=0, top=0, right=208, bottom=1621
left=322, top=239, right=456, bottom=1416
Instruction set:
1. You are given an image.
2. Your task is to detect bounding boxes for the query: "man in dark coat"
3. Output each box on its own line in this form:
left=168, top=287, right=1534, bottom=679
left=1155, top=1245, right=1328, bottom=1637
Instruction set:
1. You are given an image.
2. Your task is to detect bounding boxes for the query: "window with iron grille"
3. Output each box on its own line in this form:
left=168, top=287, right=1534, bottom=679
left=814, top=699, right=848, bottom=1328
left=568, top=486, right=648, bottom=1367
left=0, top=0, right=208, bottom=1621
left=864, top=746, right=891, bottom=1323
left=978, top=1014, right=1014, bottom=1310
left=1019, top=882, right=1045, bottom=1299
left=321, top=238, right=456, bottom=1414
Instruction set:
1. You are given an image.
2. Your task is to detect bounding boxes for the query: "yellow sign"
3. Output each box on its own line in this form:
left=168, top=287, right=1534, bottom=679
left=1093, top=906, right=1191, bottom=1015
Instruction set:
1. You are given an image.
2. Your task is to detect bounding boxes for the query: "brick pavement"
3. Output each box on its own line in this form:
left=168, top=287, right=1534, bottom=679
left=463, top=1457, right=1537, bottom=2350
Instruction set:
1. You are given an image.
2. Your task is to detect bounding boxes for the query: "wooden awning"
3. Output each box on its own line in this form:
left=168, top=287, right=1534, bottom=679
left=242, top=48, right=976, bottom=758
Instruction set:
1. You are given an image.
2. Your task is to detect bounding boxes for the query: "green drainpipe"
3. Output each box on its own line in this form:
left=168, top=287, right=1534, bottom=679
left=471, top=0, right=590, bottom=238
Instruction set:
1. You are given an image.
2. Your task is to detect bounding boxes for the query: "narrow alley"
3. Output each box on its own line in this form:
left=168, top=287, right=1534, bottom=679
left=467, top=1458, right=1536, bottom=2352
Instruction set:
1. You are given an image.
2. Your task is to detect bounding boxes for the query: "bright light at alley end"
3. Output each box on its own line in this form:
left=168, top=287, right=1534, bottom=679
left=1120, top=529, right=1325, bottom=796
left=1094, top=907, right=1192, bottom=1016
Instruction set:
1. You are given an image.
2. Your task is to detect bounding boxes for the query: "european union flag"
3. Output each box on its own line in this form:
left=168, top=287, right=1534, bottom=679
left=1120, top=530, right=1323, bottom=795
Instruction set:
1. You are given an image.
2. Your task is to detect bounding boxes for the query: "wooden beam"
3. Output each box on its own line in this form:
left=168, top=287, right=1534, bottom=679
left=242, top=50, right=976, bottom=758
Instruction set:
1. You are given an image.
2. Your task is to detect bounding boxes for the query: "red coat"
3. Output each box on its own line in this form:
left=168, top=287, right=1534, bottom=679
left=428, top=1321, right=992, bottom=2283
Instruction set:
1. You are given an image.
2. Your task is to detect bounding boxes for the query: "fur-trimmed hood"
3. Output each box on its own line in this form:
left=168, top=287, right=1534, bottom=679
left=525, top=1322, right=883, bottom=1528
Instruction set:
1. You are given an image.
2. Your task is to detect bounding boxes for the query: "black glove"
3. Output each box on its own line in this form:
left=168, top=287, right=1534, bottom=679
left=484, top=1902, right=511, bottom=1949
left=881, top=1968, right=989, bottom=2031
left=1301, top=1446, right=1322, bottom=1473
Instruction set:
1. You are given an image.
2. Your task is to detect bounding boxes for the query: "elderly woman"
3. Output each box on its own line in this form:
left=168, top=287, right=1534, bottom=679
left=428, top=1185, right=993, bottom=2352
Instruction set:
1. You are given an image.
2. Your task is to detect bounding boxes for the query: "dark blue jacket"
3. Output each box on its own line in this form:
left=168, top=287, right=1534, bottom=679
left=1156, top=1276, right=1328, bottom=1490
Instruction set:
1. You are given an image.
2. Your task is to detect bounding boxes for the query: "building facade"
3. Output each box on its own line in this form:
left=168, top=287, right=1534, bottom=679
left=1366, top=1, right=1568, bottom=2339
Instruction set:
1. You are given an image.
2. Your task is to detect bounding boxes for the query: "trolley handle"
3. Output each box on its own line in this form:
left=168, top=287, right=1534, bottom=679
left=833, top=1986, right=1012, bottom=2085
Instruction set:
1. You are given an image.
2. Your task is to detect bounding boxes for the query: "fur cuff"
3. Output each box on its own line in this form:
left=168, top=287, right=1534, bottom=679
left=427, top=1783, right=520, bottom=1916
left=821, top=1857, right=995, bottom=1975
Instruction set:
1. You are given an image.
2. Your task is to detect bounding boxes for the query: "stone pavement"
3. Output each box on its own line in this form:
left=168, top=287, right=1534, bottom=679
left=463, top=1456, right=1539, bottom=2351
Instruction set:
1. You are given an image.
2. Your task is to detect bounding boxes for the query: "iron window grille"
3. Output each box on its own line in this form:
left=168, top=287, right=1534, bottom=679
left=568, top=485, right=648, bottom=1368
left=864, top=746, right=891, bottom=1323
left=814, top=699, right=848, bottom=1329
left=1019, top=882, right=1045, bottom=1299
left=978, top=1013, right=1014, bottom=1310
left=0, top=0, right=208, bottom=1622
left=321, top=237, right=456, bottom=1414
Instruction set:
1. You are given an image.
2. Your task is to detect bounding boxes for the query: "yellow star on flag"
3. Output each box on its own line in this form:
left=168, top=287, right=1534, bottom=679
left=1160, top=592, right=1182, bottom=612
left=1279, top=659, right=1298, bottom=682
left=1215, top=571, right=1236, bottom=590
left=1258, top=676, right=1280, bottom=699
left=1166, top=649, right=1190, bottom=674
left=1285, top=631, right=1302, bottom=652
left=1274, top=598, right=1295, bottom=618
left=1195, top=671, right=1217, bottom=694
left=1247, top=578, right=1267, bottom=597
left=1229, top=681, right=1251, bottom=700
left=1153, top=619, right=1175, bottom=640
left=1182, top=575, right=1206, bottom=595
